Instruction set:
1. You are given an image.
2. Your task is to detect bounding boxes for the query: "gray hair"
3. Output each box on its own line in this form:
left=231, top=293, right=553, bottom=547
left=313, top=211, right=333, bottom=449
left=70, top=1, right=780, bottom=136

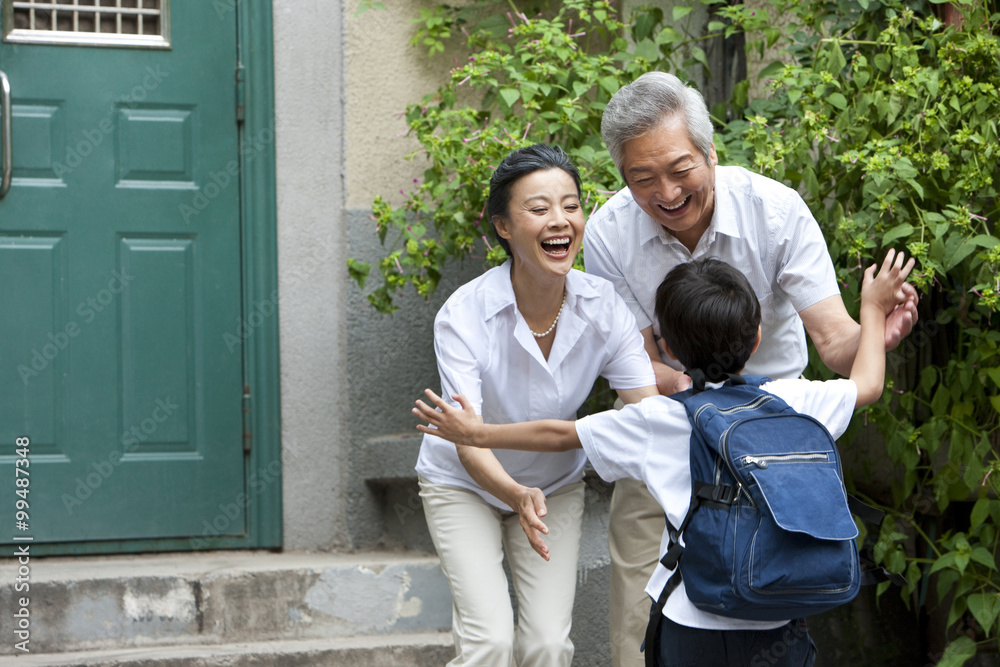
left=601, top=71, right=715, bottom=177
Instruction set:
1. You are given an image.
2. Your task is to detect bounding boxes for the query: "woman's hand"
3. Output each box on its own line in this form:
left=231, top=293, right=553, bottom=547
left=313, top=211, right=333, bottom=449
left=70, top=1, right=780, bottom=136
left=414, top=389, right=481, bottom=446
left=511, top=485, right=552, bottom=561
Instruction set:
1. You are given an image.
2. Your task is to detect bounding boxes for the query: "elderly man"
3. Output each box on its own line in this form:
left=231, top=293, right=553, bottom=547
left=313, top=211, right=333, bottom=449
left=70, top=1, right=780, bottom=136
left=584, top=71, right=919, bottom=667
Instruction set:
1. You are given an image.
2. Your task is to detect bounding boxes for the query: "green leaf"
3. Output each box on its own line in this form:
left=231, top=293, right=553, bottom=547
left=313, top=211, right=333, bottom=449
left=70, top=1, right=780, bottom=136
left=599, top=76, right=620, bottom=96
left=947, top=593, right=970, bottom=629
left=894, top=158, right=918, bottom=179
left=758, top=61, right=785, bottom=80
left=946, top=237, right=982, bottom=271
left=634, top=38, right=660, bottom=62
left=970, top=546, right=997, bottom=571
left=498, top=88, right=520, bottom=111
left=930, top=551, right=958, bottom=574
left=936, top=636, right=977, bottom=667
left=968, top=593, right=1000, bottom=634
left=883, top=223, right=915, bottom=246
left=672, top=5, right=693, bottom=22
left=691, top=46, right=709, bottom=70
left=971, top=234, right=1000, bottom=248
left=828, top=92, right=848, bottom=110
left=656, top=26, right=682, bottom=45
left=825, top=43, right=847, bottom=75
left=971, top=498, right=991, bottom=529
left=874, top=53, right=892, bottom=72
left=857, top=0, right=869, bottom=8
left=991, top=395, right=1000, bottom=415
left=346, top=258, right=371, bottom=289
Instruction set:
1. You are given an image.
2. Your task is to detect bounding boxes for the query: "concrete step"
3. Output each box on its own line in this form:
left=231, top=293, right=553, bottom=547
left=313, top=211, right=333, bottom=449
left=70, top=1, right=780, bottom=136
left=2, top=632, right=454, bottom=666
left=0, top=550, right=452, bottom=657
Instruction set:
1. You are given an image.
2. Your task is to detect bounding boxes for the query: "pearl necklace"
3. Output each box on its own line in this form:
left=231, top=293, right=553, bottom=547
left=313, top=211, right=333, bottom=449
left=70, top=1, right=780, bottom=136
left=529, top=291, right=567, bottom=338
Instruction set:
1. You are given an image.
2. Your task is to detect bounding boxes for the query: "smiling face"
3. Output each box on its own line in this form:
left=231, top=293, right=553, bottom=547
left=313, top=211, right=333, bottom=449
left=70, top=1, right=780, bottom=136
left=622, top=115, right=718, bottom=251
left=493, top=168, right=584, bottom=283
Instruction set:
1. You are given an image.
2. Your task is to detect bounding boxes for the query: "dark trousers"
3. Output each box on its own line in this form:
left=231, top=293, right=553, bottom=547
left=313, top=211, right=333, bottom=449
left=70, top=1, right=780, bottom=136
left=657, top=616, right=817, bottom=667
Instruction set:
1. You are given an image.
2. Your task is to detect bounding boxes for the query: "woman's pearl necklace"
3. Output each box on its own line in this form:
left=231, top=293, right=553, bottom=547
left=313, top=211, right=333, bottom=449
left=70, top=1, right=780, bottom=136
left=529, top=291, right=567, bottom=338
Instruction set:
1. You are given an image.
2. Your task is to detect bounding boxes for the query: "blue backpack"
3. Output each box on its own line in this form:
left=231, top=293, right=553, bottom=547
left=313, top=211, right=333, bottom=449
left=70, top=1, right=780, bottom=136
left=643, top=372, right=902, bottom=665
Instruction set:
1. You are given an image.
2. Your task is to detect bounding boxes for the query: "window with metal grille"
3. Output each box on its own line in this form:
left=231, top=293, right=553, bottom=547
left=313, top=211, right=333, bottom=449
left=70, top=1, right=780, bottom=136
left=3, top=0, right=170, bottom=48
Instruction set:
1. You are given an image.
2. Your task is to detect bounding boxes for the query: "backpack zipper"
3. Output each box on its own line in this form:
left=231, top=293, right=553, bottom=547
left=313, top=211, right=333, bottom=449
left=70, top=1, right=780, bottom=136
left=697, top=395, right=776, bottom=504
left=742, top=452, right=830, bottom=469
left=694, top=394, right=774, bottom=422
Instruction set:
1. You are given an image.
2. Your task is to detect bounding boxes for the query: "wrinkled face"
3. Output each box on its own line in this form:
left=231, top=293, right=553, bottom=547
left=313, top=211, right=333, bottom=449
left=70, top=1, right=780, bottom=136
left=622, top=116, right=718, bottom=249
left=494, top=168, right=584, bottom=280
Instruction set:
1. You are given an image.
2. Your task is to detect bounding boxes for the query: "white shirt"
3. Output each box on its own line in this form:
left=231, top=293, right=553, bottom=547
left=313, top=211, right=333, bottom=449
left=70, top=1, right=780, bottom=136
left=416, top=261, right=656, bottom=510
left=576, top=377, right=858, bottom=630
left=584, top=165, right=841, bottom=380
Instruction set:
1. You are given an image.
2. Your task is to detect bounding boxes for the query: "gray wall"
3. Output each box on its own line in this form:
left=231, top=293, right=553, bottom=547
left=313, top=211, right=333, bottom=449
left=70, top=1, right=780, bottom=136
left=274, top=1, right=350, bottom=551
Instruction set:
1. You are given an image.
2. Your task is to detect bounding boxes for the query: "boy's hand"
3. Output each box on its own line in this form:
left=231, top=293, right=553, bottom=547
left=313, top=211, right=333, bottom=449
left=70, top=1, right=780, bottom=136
left=414, top=389, right=481, bottom=446
left=861, top=249, right=916, bottom=315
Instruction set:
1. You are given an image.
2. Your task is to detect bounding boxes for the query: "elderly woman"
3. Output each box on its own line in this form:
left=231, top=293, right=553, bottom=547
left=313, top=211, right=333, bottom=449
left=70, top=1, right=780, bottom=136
left=415, top=144, right=657, bottom=666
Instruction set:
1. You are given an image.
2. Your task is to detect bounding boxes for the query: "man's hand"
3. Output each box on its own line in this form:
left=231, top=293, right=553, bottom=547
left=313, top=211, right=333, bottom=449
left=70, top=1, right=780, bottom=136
left=884, top=281, right=919, bottom=350
left=414, top=389, right=480, bottom=446
left=653, top=361, right=692, bottom=395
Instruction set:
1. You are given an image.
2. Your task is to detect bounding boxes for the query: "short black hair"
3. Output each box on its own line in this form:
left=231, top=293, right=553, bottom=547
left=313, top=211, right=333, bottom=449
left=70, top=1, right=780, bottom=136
left=655, top=258, right=761, bottom=382
left=487, top=144, right=582, bottom=257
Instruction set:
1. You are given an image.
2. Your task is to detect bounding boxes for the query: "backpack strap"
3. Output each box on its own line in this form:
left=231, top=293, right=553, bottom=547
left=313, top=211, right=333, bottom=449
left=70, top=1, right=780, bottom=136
left=660, top=481, right=738, bottom=571
left=644, top=568, right=683, bottom=667
left=685, top=369, right=751, bottom=393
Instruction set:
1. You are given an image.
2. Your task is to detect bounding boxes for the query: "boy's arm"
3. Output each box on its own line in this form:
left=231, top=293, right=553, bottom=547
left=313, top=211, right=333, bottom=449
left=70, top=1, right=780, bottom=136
left=851, top=249, right=916, bottom=407
left=414, top=389, right=582, bottom=452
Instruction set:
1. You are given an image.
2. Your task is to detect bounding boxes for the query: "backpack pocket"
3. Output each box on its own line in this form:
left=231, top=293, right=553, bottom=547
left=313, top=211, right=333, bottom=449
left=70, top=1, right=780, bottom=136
left=741, top=454, right=859, bottom=599
left=743, top=452, right=858, bottom=540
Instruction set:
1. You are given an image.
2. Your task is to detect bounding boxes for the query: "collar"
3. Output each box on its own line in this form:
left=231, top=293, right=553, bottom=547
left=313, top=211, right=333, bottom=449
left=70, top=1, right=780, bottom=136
left=481, top=260, right=600, bottom=321
left=634, top=170, right=742, bottom=248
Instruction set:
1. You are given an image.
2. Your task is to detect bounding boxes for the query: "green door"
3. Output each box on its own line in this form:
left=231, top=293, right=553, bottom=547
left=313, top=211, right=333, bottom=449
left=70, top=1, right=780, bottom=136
left=0, top=1, right=246, bottom=545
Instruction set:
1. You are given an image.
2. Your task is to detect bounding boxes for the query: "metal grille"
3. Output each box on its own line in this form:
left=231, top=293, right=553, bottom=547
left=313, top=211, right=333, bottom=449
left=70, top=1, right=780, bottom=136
left=4, top=0, right=170, bottom=48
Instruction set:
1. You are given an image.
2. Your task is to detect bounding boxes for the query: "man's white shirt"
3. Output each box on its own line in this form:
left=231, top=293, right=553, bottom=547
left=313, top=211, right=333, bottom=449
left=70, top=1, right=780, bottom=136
left=584, top=165, right=841, bottom=380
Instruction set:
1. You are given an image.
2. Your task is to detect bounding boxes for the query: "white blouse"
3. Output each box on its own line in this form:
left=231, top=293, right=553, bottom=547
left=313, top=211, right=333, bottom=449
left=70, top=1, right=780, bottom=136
left=415, top=260, right=656, bottom=510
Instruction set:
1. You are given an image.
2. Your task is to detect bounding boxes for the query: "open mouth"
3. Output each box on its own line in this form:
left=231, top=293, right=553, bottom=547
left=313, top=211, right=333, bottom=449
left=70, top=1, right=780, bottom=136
left=659, top=194, right=692, bottom=214
left=541, top=237, right=572, bottom=256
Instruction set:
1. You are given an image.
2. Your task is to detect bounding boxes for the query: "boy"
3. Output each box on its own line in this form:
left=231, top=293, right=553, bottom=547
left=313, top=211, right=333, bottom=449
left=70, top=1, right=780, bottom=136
left=413, top=250, right=915, bottom=667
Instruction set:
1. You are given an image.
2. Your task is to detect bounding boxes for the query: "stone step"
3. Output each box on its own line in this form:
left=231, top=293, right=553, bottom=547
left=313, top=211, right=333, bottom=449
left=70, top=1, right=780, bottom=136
left=0, top=550, right=451, bottom=656
left=3, top=632, right=454, bottom=666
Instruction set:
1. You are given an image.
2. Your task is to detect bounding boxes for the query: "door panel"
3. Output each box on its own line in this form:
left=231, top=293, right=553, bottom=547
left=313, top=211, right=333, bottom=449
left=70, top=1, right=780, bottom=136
left=0, top=1, right=245, bottom=544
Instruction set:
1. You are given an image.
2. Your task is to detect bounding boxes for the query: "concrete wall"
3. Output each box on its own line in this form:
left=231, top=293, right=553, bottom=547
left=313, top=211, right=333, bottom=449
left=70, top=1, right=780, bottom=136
left=273, top=1, right=349, bottom=551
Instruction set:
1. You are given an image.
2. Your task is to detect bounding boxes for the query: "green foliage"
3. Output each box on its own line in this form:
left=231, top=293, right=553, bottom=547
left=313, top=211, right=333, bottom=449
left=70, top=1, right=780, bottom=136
left=353, top=0, right=999, bottom=661
left=349, top=0, right=739, bottom=312
left=720, top=0, right=999, bottom=663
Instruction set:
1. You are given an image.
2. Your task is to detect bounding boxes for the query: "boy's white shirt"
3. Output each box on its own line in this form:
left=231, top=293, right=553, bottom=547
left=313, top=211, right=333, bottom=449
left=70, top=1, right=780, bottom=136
left=576, top=377, right=858, bottom=631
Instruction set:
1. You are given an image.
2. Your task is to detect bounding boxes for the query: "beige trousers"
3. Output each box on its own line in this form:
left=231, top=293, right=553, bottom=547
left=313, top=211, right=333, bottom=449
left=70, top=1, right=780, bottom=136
left=608, top=477, right=664, bottom=667
left=419, top=476, right=584, bottom=667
